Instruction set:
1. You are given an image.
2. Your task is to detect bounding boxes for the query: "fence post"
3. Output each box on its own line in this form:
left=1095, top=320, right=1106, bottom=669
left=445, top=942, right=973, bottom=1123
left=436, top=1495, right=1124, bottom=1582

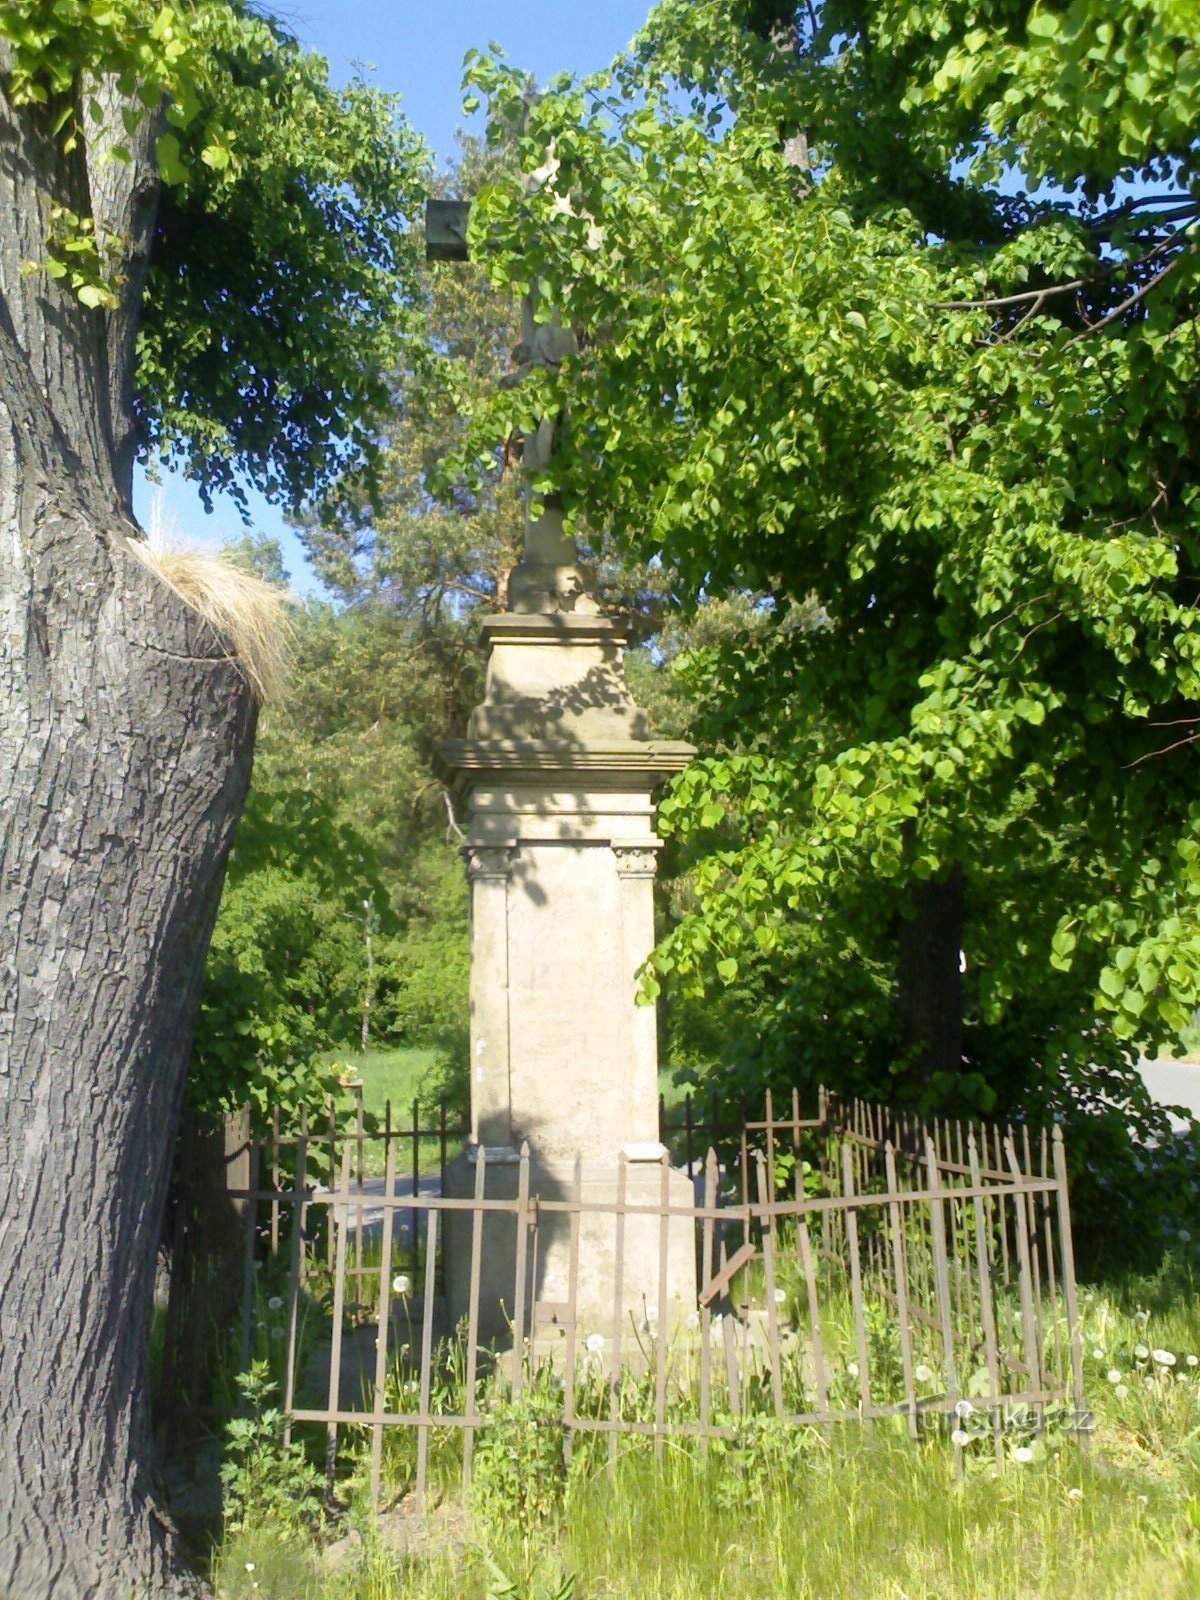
left=511, top=1142, right=532, bottom=1401
left=1051, top=1128, right=1090, bottom=1448
left=270, top=1105, right=281, bottom=1259
left=282, top=1110, right=308, bottom=1449
left=841, top=1143, right=872, bottom=1417
left=884, top=1142, right=918, bottom=1440
left=756, top=1151, right=785, bottom=1418
left=461, top=1149, right=487, bottom=1494
left=794, top=1150, right=829, bottom=1421
left=324, top=1139, right=353, bottom=1502
left=410, top=1097, right=420, bottom=1285
left=608, top=1150, right=629, bottom=1478
left=369, top=1125, right=398, bottom=1510
left=1003, top=1136, right=1043, bottom=1410
left=699, top=1148, right=717, bottom=1455
left=654, top=1151, right=671, bottom=1460
left=967, top=1133, right=1005, bottom=1465
left=765, top=1087, right=777, bottom=1202
left=237, top=1126, right=260, bottom=1382
left=326, top=1097, right=337, bottom=1277
left=923, top=1137, right=962, bottom=1472
left=354, top=1090, right=366, bottom=1313
left=415, top=1207, right=438, bottom=1508
left=563, top=1154, right=583, bottom=1465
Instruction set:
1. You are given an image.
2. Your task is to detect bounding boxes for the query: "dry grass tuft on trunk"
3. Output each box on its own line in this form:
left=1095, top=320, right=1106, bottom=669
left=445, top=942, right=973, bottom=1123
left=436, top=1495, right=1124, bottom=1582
left=125, top=532, right=292, bottom=703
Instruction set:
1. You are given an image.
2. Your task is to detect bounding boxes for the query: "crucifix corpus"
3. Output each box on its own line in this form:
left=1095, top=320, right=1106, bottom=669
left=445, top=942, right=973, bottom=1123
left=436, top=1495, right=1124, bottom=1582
left=426, top=196, right=698, bottom=1339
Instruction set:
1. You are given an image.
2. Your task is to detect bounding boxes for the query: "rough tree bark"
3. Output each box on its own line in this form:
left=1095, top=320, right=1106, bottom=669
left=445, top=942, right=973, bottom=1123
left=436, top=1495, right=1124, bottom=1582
left=0, top=56, right=257, bottom=1600
left=896, top=865, right=966, bottom=1085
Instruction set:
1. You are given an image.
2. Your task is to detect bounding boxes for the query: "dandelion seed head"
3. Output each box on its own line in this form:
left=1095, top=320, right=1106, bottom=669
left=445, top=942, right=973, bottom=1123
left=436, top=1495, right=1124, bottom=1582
left=951, top=1428, right=970, bottom=1447
left=1012, top=1446, right=1034, bottom=1464
left=915, top=1363, right=934, bottom=1384
left=1067, top=1487, right=1083, bottom=1502
left=1152, top=1348, right=1177, bottom=1367
left=392, top=1274, right=411, bottom=1295
left=1107, top=1369, right=1121, bottom=1384
left=954, top=1399, right=974, bottom=1419
left=266, top=1295, right=283, bottom=1312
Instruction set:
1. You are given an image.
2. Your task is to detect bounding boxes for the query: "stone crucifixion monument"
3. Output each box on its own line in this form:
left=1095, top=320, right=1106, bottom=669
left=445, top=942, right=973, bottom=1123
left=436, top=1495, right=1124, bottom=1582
left=426, top=197, right=697, bottom=1338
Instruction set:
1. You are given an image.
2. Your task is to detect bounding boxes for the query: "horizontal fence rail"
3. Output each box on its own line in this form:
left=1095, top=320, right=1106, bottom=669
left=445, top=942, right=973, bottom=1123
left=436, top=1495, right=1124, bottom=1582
left=157, top=1089, right=1088, bottom=1509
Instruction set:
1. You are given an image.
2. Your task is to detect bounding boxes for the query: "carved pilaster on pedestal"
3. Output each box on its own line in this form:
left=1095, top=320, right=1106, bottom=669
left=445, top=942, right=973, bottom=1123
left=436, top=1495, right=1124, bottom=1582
left=463, top=843, right=516, bottom=1149
left=612, top=840, right=662, bottom=1147
left=612, top=844, right=661, bottom=880
left=463, top=844, right=516, bottom=883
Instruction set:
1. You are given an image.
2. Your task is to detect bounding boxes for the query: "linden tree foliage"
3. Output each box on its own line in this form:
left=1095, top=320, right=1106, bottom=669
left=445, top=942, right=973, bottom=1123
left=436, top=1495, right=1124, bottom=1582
left=192, top=599, right=475, bottom=1122
left=450, top=2, right=1200, bottom=1140
left=0, top=0, right=428, bottom=509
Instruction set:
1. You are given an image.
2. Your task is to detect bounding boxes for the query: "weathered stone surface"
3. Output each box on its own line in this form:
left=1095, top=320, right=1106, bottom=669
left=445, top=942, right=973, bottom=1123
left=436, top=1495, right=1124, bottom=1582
left=437, top=612, right=696, bottom=1335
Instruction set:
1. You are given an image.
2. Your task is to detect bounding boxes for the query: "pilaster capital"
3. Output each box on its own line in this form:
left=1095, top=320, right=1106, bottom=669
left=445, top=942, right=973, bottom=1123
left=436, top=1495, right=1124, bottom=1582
left=463, top=844, right=516, bottom=882
left=612, top=842, right=661, bottom=880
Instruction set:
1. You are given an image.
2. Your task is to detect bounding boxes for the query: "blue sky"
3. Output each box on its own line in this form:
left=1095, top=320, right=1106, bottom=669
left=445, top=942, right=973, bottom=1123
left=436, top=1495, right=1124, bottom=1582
left=137, top=0, right=654, bottom=593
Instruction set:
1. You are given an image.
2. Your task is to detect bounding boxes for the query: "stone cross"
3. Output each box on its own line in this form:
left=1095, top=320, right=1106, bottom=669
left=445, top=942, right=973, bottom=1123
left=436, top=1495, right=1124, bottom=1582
left=425, top=197, right=595, bottom=614
left=425, top=196, right=697, bottom=1338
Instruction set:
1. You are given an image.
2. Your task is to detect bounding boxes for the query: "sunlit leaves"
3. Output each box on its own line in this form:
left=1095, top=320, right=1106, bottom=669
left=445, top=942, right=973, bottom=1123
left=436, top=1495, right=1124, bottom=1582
left=454, top=0, right=1200, bottom=1111
left=2, top=1, right=429, bottom=509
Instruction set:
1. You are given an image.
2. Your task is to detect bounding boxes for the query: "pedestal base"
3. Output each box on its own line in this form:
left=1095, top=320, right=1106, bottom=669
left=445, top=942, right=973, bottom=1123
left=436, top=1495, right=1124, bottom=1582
left=443, top=1148, right=697, bottom=1345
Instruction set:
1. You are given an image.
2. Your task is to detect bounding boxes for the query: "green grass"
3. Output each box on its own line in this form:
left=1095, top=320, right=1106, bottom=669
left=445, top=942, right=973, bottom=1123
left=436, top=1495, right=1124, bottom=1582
left=209, top=1263, right=1200, bottom=1600
left=318, top=1048, right=454, bottom=1176
left=213, top=1434, right=1200, bottom=1600
left=324, top=1048, right=446, bottom=1122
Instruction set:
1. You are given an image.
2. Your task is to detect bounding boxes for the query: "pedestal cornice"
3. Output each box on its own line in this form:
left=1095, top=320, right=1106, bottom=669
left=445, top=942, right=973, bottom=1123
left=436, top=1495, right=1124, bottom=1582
left=435, top=737, right=695, bottom=797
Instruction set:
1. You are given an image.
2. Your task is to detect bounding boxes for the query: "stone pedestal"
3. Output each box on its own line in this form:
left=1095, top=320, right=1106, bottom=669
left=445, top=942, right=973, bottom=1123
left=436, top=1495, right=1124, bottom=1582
left=437, top=611, right=696, bottom=1339
left=442, top=1148, right=697, bottom=1344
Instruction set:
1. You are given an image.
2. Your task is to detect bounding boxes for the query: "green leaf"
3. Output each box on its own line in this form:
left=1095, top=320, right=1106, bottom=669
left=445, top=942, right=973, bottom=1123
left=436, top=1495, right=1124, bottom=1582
left=154, top=131, right=187, bottom=187
left=76, top=281, right=117, bottom=310
left=1098, top=967, right=1123, bottom=1000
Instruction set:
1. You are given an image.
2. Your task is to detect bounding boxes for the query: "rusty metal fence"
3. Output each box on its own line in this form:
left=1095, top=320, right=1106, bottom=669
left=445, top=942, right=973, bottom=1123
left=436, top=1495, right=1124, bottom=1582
left=158, top=1089, right=1087, bottom=1508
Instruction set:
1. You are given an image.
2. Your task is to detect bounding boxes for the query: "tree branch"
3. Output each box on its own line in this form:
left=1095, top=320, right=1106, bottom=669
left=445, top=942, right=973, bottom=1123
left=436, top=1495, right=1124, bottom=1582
left=932, top=234, right=1182, bottom=317
left=85, top=74, right=163, bottom=512
left=1065, top=248, right=1191, bottom=344
left=1125, top=729, right=1200, bottom=767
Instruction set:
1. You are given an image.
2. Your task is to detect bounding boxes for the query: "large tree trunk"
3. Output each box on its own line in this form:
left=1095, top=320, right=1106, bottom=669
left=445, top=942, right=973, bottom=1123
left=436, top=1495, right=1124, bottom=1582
left=0, top=60, right=256, bottom=1600
left=897, top=865, right=965, bottom=1085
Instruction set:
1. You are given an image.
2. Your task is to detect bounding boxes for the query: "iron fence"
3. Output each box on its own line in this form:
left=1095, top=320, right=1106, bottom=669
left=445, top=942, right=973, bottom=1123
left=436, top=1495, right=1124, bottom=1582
left=158, top=1090, right=1087, bottom=1509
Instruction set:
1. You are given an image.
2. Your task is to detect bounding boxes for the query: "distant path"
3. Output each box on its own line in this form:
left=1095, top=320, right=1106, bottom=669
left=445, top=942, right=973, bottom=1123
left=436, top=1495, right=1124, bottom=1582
left=312, top=1174, right=442, bottom=1246
left=1138, top=1058, right=1200, bottom=1131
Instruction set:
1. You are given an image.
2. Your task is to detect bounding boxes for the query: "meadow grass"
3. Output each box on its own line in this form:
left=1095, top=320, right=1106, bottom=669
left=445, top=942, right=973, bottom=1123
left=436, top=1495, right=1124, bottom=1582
left=209, top=1261, right=1200, bottom=1600
left=318, top=1048, right=449, bottom=1176
left=324, top=1048, right=445, bottom=1122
